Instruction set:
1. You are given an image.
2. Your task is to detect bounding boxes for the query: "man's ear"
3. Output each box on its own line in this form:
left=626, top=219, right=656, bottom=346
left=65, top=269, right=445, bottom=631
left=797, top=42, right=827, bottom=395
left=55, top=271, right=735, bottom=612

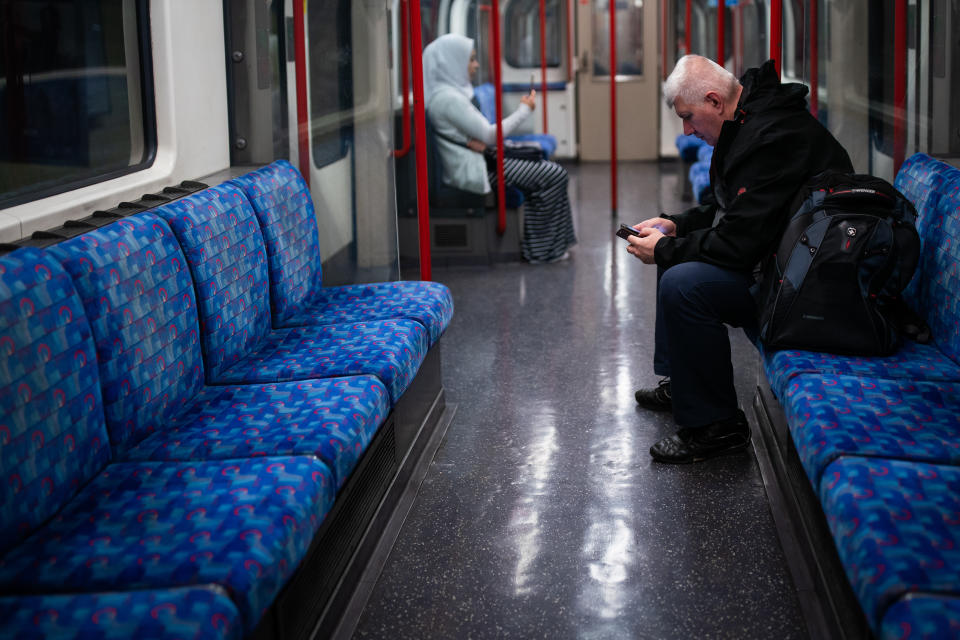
left=704, top=91, right=723, bottom=111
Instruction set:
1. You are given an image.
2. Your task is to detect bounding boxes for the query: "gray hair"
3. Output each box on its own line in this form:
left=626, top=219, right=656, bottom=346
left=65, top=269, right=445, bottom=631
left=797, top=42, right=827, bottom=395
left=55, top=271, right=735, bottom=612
left=663, top=55, right=739, bottom=108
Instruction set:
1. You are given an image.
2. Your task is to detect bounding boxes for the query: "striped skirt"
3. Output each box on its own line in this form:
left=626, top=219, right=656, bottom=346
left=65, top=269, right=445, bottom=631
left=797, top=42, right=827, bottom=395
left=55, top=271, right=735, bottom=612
left=489, top=157, right=576, bottom=263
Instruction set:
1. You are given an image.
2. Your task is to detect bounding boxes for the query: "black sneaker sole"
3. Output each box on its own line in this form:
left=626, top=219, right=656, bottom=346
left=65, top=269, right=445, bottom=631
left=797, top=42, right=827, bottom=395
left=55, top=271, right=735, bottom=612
left=649, top=439, right=751, bottom=464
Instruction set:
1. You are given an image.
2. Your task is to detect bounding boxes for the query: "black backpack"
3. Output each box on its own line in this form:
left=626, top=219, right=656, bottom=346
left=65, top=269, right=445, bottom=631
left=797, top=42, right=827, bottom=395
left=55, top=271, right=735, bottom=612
left=757, top=171, right=923, bottom=356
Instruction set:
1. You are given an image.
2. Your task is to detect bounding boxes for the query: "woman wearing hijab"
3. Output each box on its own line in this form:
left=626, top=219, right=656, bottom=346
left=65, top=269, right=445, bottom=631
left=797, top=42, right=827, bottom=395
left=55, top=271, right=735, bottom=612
left=423, top=33, right=576, bottom=264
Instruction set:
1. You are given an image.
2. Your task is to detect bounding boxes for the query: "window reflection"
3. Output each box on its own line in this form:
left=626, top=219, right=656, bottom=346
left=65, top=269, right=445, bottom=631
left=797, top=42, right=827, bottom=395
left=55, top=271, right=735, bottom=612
left=0, top=0, right=152, bottom=209
left=504, top=0, right=561, bottom=69
left=592, top=0, right=643, bottom=77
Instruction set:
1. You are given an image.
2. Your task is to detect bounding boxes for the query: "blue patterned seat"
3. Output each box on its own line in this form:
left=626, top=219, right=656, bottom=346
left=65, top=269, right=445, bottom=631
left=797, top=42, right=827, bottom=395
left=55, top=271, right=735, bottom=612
left=764, top=341, right=960, bottom=400
left=879, top=594, right=960, bottom=639
left=0, top=247, right=336, bottom=634
left=675, top=133, right=706, bottom=162
left=0, top=457, right=332, bottom=633
left=47, top=213, right=390, bottom=487
left=0, top=586, right=241, bottom=639
left=230, top=160, right=453, bottom=345
left=151, top=185, right=428, bottom=403
left=781, top=374, right=960, bottom=491
left=821, top=457, right=960, bottom=632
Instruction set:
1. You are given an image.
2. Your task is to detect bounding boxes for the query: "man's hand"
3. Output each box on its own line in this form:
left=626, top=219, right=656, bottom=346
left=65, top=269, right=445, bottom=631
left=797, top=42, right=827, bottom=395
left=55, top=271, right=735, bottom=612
left=634, top=217, right=676, bottom=236
left=466, top=139, right=486, bottom=153
left=626, top=228, right=664, bottom=264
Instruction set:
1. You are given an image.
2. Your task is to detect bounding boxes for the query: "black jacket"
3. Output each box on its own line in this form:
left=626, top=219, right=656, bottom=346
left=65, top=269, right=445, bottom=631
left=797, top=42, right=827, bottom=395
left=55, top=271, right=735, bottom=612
left=655, top=60, right=853, bottom=272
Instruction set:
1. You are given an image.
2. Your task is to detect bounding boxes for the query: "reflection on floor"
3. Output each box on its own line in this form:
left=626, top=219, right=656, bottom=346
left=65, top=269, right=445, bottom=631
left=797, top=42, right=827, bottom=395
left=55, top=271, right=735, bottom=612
left=353, top=161, right=808, bottom=639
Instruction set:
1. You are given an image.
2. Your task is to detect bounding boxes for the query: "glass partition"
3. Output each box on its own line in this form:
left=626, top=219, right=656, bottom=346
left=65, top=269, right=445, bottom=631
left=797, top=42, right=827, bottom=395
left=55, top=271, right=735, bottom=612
left=304, top=0, right=400, bottom=285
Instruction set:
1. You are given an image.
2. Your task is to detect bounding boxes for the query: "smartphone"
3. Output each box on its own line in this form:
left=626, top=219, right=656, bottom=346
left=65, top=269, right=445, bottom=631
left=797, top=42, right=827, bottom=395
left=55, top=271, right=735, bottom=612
left=530, top=73, right=535, bottom=94
left=616, top=223, right=641, bottom=240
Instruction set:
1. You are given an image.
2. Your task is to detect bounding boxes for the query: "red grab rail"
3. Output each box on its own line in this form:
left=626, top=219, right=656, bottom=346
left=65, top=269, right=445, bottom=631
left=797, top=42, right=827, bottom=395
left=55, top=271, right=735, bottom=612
left=684, top=0, right=691, bottom=55
left=610, top=0, right=617, bottom=215
left=770, top=0, right=782, bottom=75
left=408, top=0, right=432, bottom=280
left=293, top=0, right=310, bottom=188
left=893, top=0, right=907, bottom=174
left=717, top=0, right=725, bottom=66
left=394, top=0, right=411, bottom=158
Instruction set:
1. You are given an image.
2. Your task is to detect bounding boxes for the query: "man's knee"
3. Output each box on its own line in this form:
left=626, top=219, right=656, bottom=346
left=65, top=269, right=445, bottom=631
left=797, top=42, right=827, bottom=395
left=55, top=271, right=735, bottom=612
left=657, top=262, right=705, bottom=310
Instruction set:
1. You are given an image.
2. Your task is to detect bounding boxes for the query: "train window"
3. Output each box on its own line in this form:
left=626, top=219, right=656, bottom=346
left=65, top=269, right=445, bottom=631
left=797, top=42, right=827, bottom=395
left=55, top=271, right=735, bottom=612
left=504, top=0, right=562, bottom=69
left=0, top=0, right=154, bottom=210
left=592, top=0, right=643, bottom=77
left=308, top=0, right=353, bottom=168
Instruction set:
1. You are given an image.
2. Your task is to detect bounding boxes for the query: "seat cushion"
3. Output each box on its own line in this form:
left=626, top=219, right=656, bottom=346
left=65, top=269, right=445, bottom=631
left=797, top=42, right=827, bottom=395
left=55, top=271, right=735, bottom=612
left=879, top=593, right=960, bottom=640
left=228, top=160, right=323, bottom=326
left=0, top=248, right=111, bottom=556
left=288, top=281, right=453, bottom=346
left=764, top=340, right=960, bottom=400
left=821, top=457, right=960, bottom=631
left=0, top=457, right=333, bottom=634
left=0, top=586, right=241, bottom=639
left=781, top=374, right=960, bottom=491
left=47, top=213, right=208, bottom=457
left=217, top=320, right=428, bottom=405
left=123, top=376, right=389, bottom=489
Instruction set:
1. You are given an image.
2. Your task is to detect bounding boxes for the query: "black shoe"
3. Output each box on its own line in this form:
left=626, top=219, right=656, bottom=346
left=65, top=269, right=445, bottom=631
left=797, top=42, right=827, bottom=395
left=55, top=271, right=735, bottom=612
left=649, top=411, right=751, bottom=464
left=635, top=378, right=672, bottom=412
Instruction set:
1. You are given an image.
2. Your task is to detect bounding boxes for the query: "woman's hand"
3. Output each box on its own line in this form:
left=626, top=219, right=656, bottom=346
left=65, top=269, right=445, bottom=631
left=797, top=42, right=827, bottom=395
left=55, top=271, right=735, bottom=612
left=466, top=139, right=487, bottom=153
left=520, top=89, right=537, bottom=111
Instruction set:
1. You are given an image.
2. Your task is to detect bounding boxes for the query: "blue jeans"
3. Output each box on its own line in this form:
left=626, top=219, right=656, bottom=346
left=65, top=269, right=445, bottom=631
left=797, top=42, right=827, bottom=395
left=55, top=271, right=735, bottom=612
left=653, top=262, right=758, bottom=428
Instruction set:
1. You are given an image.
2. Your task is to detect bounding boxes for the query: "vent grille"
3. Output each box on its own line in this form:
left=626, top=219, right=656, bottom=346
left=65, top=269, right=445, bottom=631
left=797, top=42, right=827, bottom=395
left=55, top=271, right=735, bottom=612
left=276, top=419, right=399, bottom=639
left=434, top=223, right=468, bottom=248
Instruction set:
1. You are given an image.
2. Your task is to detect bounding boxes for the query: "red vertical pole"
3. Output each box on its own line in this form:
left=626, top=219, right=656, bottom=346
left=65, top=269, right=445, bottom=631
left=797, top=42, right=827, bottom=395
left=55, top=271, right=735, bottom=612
left=770, top=0, right=782, bottom=75
left=809, top=0, right=818, bottom=118
left=893, top=0, right=907, bottom=174
left=491, top=0, right=507, bottom=235
left=566, top=0, right=573, bottom=82
left=717, top=0, right=725, bottom=67
left=394, top=0, right=411, bottom=158
left=610, top=0, right=617, bottom=215
left=662, top=0, right=669, bottom=80
left=684, top=0, right=691, bottom=55
left=539, top=0, right=548, bottom=133
left=293, top=0, right=310, bottom=188
left=408, top=0, right=432, bottom=280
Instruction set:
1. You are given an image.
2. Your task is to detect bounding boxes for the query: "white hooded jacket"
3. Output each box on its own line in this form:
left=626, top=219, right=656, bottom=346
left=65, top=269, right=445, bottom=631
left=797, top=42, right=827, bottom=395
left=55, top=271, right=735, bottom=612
left=423, top=34, right=531, bottom=194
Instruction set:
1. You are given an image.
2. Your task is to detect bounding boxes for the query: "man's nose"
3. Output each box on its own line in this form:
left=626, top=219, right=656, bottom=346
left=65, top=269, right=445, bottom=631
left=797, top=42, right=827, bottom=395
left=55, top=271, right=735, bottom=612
left=682, top=121, right=694, bottom=136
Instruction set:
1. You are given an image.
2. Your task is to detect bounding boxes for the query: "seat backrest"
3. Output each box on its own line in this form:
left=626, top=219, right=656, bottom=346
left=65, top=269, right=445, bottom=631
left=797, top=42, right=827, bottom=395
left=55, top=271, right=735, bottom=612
left=472, top=83, right=497, bottom=123
left=153, top=184, right=273, bottom=381
left=894, top=153, right=960, bottom=349
left=920, top=179, right=960, bottom=364
left=48, top=213, right=206, bottom=457
left=231, top=160, right=323, bottom=326
left=0, top=248, right=111, bottom=556
left=424, top=114, right=448, bottom=201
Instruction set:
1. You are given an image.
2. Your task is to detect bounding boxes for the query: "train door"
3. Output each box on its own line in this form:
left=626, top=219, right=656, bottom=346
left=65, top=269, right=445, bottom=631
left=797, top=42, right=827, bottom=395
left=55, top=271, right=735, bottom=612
left=576, top=0, right=659, bottom=161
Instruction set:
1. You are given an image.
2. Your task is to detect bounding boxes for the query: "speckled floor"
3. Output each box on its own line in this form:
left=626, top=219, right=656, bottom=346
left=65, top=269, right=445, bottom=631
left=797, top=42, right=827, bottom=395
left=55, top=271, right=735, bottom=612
left=352, top=162, right=808, bottom=639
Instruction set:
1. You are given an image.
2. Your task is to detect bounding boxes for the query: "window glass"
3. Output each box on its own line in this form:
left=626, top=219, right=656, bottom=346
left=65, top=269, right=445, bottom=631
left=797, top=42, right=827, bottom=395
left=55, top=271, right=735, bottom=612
left=0, top=0, right=153, bottom=209
left=504, top=0, right=561, bottom=69
left=308, top=0, right=352, bottom=168
left=592, top=0, right=643, bottom=77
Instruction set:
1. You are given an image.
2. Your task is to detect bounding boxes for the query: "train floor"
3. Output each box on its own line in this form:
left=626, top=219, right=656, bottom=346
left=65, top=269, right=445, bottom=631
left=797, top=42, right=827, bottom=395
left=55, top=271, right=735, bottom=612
left=352, top=161, right=809, bottom=639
